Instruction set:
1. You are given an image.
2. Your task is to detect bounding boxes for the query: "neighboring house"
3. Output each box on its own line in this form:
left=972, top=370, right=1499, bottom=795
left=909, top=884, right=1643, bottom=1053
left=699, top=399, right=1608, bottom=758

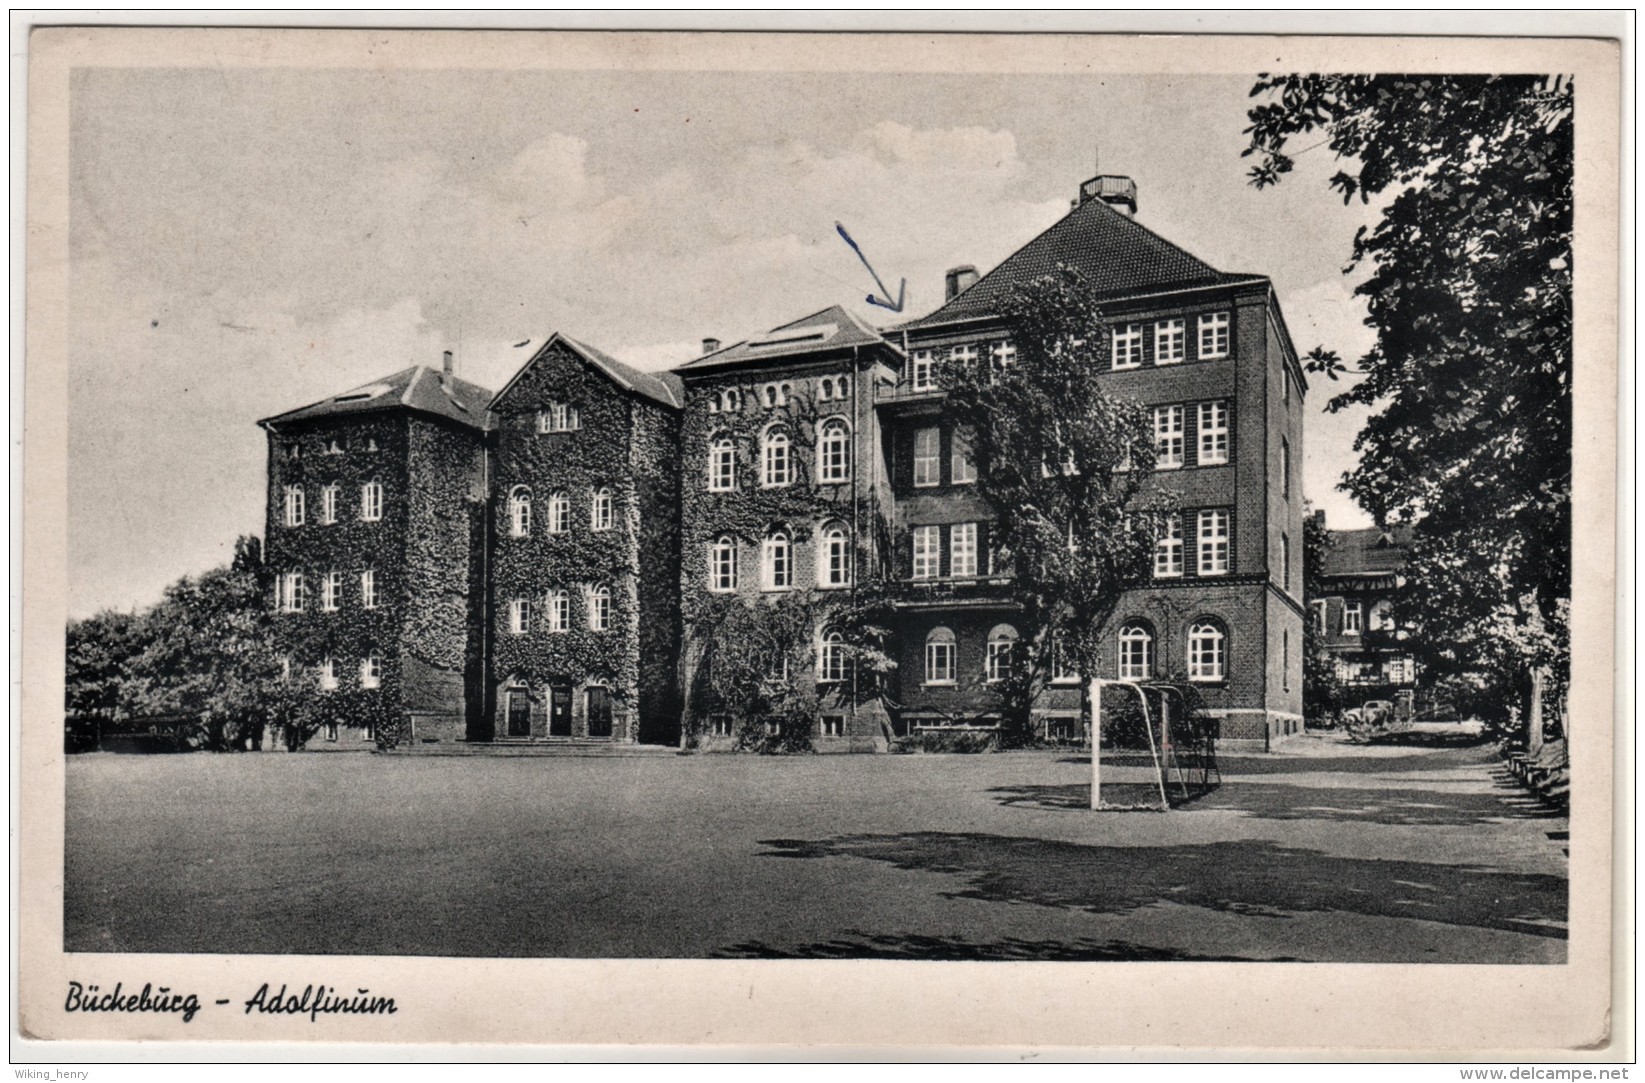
left=888, top=171, right=1308, bottom=749
left=486, top=334, right=683, bottom=745
left=1312, top=514, right=1420, bottom=713
left=259, top=356, right=492, bottom=748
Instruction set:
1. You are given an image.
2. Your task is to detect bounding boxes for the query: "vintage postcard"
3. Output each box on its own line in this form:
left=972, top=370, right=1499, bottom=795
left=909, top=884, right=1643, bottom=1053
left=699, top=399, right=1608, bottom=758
left=17, top=23, right=1625, bottom=1056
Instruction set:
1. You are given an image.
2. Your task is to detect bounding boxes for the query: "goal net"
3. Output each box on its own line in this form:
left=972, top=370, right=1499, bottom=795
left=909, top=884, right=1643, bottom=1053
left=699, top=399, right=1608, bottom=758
left=1089, top=679, right=1221, bottom=811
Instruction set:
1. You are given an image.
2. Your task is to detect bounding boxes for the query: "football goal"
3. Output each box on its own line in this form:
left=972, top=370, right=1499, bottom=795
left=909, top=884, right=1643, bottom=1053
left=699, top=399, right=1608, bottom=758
left=1088, top=678, right=1222, bottom=811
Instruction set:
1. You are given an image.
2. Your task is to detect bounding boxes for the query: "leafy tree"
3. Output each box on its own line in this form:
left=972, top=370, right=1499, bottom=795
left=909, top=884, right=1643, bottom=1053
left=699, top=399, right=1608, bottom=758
left=1244, top=74, right=1573, bottom=723
left=65, top=608, right=146, bottom=724
left=943, top=265, right=1163, bottom=743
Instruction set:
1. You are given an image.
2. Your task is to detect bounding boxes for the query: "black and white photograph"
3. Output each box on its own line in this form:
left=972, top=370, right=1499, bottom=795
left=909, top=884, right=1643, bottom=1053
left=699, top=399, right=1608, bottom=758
left=19, top=21, right=1623, bottom=1055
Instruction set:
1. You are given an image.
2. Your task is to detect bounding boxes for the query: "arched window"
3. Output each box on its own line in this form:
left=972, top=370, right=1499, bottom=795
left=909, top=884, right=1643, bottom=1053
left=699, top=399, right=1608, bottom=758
left=761, top=529, right=792, bottom=591
left=545, top=589, right=570, bottom=632
left=1118, top=622, right=1154, bottom=681
left=320, top=483, right=339, bottom=525
left=360, top=479, right=384, bottom=522
left=817, top=522, right=851, bottom=588
left=817, top=418, right=851, bottom=483
left=1188, top=620, right=1227, bottom=682
left=547, top=490, right=571, bottom=533
left=360, top=653, right=383, bottom=690
left=508, top=487, right=532, bottom=538
left=709, top=535, right=738, bottom=592
left=591, top=487, right=614, bottom=532
left=587, top=585, right=612, bottom=632
left=708, top=434, right=736, bottom=491
left=925, top=626, right=957, bottom=685
left=762, top=427, right=792, bottom=487
left=986, top=624, right=1019, bottom=684
left=819, top=630, right=847, bottom=684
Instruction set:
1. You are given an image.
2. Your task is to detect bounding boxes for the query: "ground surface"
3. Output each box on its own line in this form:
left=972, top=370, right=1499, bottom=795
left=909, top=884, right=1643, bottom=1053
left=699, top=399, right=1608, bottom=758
left=63, top=726, right=1567, bottom=962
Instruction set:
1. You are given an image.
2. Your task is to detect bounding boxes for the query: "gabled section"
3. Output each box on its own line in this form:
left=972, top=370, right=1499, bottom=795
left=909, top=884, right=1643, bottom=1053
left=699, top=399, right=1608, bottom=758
left=675, top=304, right=900, bottom=373
left=259, top=365, right=494, bottom=430
left=490, top=332, right=684, bottom=412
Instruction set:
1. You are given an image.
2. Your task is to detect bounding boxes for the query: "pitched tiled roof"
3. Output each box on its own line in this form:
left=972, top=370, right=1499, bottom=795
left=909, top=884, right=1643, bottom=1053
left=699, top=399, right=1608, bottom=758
left=259, top=365, right=494, bottom=430
left=489, top=333, right=684, bottom=412
left=1322, top=526, right=1415, bottom=578
left=899, top=195, right=1264, bottom=331
left=674, top=304, right=897, bottom=373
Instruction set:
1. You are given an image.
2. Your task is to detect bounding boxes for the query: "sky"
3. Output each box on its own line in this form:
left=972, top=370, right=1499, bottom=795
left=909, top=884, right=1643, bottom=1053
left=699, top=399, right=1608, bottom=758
left=67, top=66, right=1382, bottom=619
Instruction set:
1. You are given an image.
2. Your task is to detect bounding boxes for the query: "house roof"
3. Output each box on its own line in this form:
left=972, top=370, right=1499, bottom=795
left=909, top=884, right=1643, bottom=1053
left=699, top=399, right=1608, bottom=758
left=1322, top=526, right=1415, bottom=579
left=258, top=365, right=495, bottom=430
left=489, top=332, right=685, bottom=412
left=674, top=304, right=899, bottom=374
left=898, top=193, right=1265, bottom=332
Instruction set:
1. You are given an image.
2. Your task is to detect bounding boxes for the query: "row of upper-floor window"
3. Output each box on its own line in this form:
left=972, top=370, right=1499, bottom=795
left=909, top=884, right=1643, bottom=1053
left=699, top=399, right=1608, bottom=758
left=914, top=617, right=1236, bottom=686
left=505, top=585, right=613, bottom=634
left=507, top=485, right=616, bottom=537
left=281, top=436, right=381, bottom=460
left=281, top=481, right=385, bottom=527
left=275, top=569, right=381, bottom=613
left=705, top=374, right=853, bottom=415
left=707, top=524, right=853, bottom=592
left=707, top=418, right=853, bottom=490
left=280, top=652, right=383, bottom=691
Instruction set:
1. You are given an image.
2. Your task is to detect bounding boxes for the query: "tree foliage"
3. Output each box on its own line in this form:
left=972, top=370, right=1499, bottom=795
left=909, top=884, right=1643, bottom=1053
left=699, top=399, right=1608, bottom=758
left=944, top=265, right=1163, bottom=739
left=1245, top=74, right=1573, bottom=711
left=1299, top=503, right=1345, bottom=721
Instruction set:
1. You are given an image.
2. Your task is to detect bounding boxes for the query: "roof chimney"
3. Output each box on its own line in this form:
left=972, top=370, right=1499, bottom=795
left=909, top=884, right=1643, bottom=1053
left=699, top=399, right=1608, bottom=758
left=442, top=349, right=454, bottom=376
left=1079, top=174, right=1138, bottom=216
left=702, top=338, right=721, bottom=355
left=944, top=265, right=980, bottom=302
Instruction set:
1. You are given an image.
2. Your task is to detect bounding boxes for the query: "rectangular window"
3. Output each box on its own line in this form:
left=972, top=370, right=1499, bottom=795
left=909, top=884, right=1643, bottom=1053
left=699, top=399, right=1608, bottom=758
left=925, top=639, right=956, bottom=685
left=320, top=484, right=338, bottom=525
left=710, top=541, right=738, bottom=592
left=361, top=655, right=382, bottom=690
left=951, top=426, right=977, bottom=485
left=990, top=340, right=1017, bottom=381
left=321, top=571, right=342, bottom=612
left=360, top=569, right=378, bottom=609
left=1154, top=514, right=1184, bottom=578
left=318, top=657, right=338, bottom=691
left=820, top=716, right=845, bottom=738
left=1050, top=637, right=1077, bottom=684
left=950, top=523, right=978, bottom=578
left=1197, top=509, right=1230, bottom=576
left=539, top=402, right=580, bottom=433
left=283, top=486, right=305, bottom=527
left=1154, top=318, right=1186, bottom=364
left=1344, top=600, right=1363, bottom=635
left=1281, top=533, right=1291, bottom=588
left=912, top=427, right=941, bottom=487
left=1199, top=312, right=1230, bottom=358
left=948, top=343, right=978, bottom=379
left=1153, top=405, right=1184, bottom=469
left=1111, top=323, right=1143, bottom=369
left=912, top=525, right=941, bottom=580
left=1280, top=437, right=1291, bottom=499
left=1197, top=401, right=1229, bottom=465
left=360, top=481, right=383, bottom=522
left=587, top=588, right=611, bottom=632
left=1312, top=600, right=1328, bottom=632
left=508, top=599, right=530, bottom=635
left=546, top=591, right=570, bottom=632
left=708, top=439, right=735, bottom=492
left=1282, top=631, right=1291, bottom=693
left=911, top=350, right=937, bottom=391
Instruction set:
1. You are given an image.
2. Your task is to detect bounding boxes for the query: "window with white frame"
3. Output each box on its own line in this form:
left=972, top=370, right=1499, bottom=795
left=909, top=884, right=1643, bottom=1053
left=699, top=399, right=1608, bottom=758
left=710, top=388, right=741, bottom=414
left=360, top=480, right=383, bottom=522
left=321, top=570, right=342, bottom=612
left=765, top=648, right=792, bottom=685
left=1154, top=513, right=1184, bottom=578
left=818, top=523, right=850, bottom=588
left=591, top=487, right=614, bottom=532
left=950, top=522, right=978, bottom=578
left=319, top=656, right=338, bottom=691
left=1197, top=509, right=1230, bottom=576
left=819, top=630, right=848, bottom=684
left=912, top=525, right=941, bottom=580
left=817, top=419, right=851, bottom=483
left=280, top=655, right=292, bottom=682
left=1111, top=324, right=1143, bottom=369
left=1154, top=319, right=1186, bottom=364
left=762, top=530, right=792, bottom=591
left=949, top=343, right=978, bottom=379
left=924, top=626, right=957, bottom=685
left=911, top=350, right=937, bottom=391
left=913, top=427, right=941, bottom=487
left=708, top=435, right=736, bottom=491
left=508, top=487, right=531, bottom=538
left=762, top=428, right=792, bottom=487
left=360, top=569, right=378, bottom=609
left=991, top=340, right=1017, bottom=380
left=835, top=375, right=850, bottom=400
left=361, top=653, right=382, bottom=690
left=279, top=572, right=306, bottom=613
left=709, top=536, right=738, bottom=592
left=283, top=486, right=305, bottom=527
left=1050, top=634, right=1077, bottom=683
left=1154, top=405, right=1184, bottom=469
left=587, top=585, right=611, bottom=632
left=985, top=624, right=1018, bottom=683
left=539, top=401, right=580, bottom=433
left=320, top=484, right=338, bottom=525
left=1197, top=401, right=1229, bottom=465
left=548, top=491, right=571, bottom=533
left=508, top=599, right=530, bottom=635
left=1199, top=312, right=1230, bottom=358
left=1118, top=623, right=1154, bottom=681
left=951, top=426, right=977, bottom=485
left=1340, top=599, right=1363, bottom=634
left=1188, top=621, right=1226, bottom=682
left=546, top=589, right=570, bottom=632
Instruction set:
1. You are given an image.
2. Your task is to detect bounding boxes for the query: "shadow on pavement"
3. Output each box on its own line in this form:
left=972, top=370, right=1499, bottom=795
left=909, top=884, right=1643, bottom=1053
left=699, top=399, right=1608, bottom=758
left=756, top=832, right=1566, bottom=946
left=716, top=931, right=1291, bottom=961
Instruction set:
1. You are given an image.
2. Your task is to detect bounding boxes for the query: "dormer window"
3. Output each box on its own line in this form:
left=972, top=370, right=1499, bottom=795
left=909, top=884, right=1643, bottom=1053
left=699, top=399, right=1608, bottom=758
left=538, top=402, right=580, bottom=433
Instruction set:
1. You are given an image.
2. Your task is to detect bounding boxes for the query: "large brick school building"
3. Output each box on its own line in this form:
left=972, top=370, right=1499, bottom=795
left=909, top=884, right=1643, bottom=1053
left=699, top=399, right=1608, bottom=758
left=258, top=169, right=1308, bottom=751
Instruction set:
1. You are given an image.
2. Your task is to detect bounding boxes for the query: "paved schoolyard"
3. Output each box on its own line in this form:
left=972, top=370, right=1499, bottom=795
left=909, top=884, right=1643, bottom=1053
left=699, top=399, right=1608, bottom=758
left=62, top=728, right=1567, bottom=962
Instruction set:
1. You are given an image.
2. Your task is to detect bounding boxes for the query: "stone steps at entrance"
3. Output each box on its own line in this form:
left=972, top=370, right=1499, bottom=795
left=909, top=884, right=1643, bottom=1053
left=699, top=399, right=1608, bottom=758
left=382, top=739, right=678, bottom=758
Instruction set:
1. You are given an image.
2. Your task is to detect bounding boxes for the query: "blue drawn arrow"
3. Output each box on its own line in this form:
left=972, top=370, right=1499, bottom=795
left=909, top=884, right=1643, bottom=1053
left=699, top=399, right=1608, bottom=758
left=835, top=222, right=906, bottom=313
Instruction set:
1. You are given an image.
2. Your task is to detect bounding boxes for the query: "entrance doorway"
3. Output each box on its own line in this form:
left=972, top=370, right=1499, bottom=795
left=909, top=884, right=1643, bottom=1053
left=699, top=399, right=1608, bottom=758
left=506, top=690, right=531, bottom=738
left=587, top=686, right=613, bottom=739
left=549, top=684, right=573, bottom=737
